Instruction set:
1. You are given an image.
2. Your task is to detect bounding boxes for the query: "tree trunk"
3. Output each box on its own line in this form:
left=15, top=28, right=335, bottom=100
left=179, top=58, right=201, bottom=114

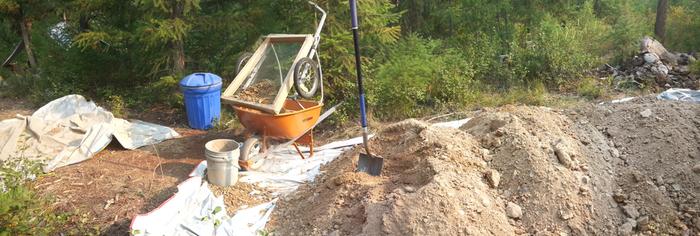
left=170, top=1, right=186, bottom=74
left=79, top=15, right=91, bottom=32
left=654, top=0, right=668, bottom=43
left=19, top=17, right=37, bottom=70
left=593, top=0, right=602, bottom=17
left=171, top=40, right=185, bottom=74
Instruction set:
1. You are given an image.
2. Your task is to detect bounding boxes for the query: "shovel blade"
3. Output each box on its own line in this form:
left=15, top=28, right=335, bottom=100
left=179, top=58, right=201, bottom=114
left=356, top=153, right=383, bottom=176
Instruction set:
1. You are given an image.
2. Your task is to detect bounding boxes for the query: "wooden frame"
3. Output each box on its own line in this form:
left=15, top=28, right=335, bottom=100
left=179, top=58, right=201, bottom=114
left=222, top=34, right=315, bottom=114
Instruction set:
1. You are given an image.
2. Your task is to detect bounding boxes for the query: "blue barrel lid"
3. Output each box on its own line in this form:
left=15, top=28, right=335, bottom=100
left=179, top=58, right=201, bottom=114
left=180, top=73, right=222, bottom=88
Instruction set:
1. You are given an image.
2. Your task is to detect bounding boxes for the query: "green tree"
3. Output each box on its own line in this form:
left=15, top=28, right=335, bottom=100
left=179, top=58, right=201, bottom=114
left=0, top=0, right=55, bottom=71
left=135, top=0, right=200, bottom=75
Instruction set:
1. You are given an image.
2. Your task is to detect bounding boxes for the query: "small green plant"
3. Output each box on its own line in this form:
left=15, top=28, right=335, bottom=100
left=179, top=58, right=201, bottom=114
left=143, top=76, right=183, bottom=108
left=576, top=77, right=604, bottom=99
left=108, top=95, right=128, bottom=118
left=211, top=108, right=240, bottom=131
left=690, top=60, right=700, bottom=75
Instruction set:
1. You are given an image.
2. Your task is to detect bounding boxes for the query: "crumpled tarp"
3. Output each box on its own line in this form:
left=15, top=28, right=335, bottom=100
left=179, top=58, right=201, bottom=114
left=130, top=118, right=471, bottom=236
left=657, top=88, right=700, bottom=102
left=0, top=95, right=179, bottom=172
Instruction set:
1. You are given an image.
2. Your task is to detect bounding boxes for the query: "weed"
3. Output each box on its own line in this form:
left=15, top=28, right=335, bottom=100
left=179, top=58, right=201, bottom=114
left=0, top=159, right=98, bottom=235
left=0, top=160, right=62, bottom=235
left=577, top=77, right=605, bottom=99
left=108, top=95, right=128, bottom=118
left=691, top=60, right=700, bottom=75
left=211, top=107, right=241, bottom=131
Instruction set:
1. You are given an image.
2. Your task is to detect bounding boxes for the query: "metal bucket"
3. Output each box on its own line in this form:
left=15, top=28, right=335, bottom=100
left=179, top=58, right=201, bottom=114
left=205, top=139, right=240, bottom=186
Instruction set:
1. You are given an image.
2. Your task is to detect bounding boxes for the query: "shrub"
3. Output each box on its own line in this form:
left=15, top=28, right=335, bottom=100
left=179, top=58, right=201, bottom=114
left=511, top=14, right=600, bottom=86
left=608, top=2, right=650, bottom=62
left=666, top=5, right=700, bottom=51
left=369, top=35, right=477, bottom=119
left=0, top=160, right=67, bottom=235
left=108, top=95, right=127, bottom=118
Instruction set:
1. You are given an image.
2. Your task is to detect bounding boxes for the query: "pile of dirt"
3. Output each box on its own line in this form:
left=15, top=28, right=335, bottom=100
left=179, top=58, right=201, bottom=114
left=210, top=183, right=273, bottom=216
left=270, top=100, right=699, bottom=235
left=573, top=97, right=700, bottom=234
left=234, top=80, right=278, bottom=104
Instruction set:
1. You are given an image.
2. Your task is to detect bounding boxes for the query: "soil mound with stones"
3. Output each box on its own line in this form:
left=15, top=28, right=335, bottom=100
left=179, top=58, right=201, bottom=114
left=270, top=100, right=699, bottom=235
left=573, top=97, right=700, bottom=234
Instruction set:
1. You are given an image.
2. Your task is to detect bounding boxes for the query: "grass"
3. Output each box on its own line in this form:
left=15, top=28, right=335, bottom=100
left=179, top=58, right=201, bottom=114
left=576, top=77, right=606, bottom=99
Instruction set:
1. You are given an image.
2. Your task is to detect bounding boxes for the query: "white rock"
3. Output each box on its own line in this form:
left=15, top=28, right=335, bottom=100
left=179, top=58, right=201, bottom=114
left=560, top=208, right=575, bottom=220
left=581, top=175, right=590, bottom=185
left=640, top=109, right=653, bottom=118
left=484, top=169, right=501, bottom=188
left=610, top=148, right=620, bottom=158
left=657, top=64, right=669, bottom=75
left=692, top=164, right=700, bottom=174
left=553, top=142, right=574, bottom=169
left=622, top=205, right=640, bottom=219
left=506, top=202, right=522, bottom=219
left=619, top=219, right=637, bottom=236
left=643, top=53, right=660, bottom=64
left=404, top=186, right=416, bottom=193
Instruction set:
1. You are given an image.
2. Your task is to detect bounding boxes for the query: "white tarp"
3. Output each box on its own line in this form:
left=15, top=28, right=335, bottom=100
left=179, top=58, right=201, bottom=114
left=130, top=118, right=471, bottom=236
left=657, top=88, right=700, bottom=102
left=129, top=177, right=229, bottom=236
left=131, top=138, right=364, bottom=236
left=0, top=95, right=179, bottom=172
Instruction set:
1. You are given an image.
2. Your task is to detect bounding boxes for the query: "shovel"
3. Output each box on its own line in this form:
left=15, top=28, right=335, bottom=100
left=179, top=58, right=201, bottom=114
left=350, top=0, right=383, bottom=176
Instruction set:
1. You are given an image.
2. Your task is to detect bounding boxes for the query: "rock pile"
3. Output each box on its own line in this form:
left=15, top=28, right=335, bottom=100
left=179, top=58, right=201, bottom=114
left=606, top=36, right=698, bottom=90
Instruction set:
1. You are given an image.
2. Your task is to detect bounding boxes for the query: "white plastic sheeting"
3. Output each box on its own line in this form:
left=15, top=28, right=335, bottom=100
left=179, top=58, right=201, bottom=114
left=131, top=137, right=365, bottom=236
left=657, top=88, right=700, bottom=102
left=129, top=177, right=229, bottom=236
left=130, top=118, right=472, bottom=236
left=0, top=95, right=179, bottom=172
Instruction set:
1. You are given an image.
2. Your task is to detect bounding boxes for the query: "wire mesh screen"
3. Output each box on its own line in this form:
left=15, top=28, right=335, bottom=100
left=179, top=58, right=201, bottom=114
left=233, top=41, right=303, bottom=105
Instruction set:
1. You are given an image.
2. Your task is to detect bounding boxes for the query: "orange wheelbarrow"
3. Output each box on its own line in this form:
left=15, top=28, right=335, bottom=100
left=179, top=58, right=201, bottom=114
left=234, top=99, right=323, bottom=170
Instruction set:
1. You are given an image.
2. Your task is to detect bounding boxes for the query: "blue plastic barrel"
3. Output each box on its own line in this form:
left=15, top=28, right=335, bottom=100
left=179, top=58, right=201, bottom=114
left=180, top=73, right=222, bottom=130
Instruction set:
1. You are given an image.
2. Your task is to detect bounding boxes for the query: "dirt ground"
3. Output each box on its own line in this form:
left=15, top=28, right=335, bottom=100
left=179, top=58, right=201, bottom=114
left=3, top=95, right=699, bottom=235
left=32, top=128, right=241, bottom=234
left=0, top=97, right=32, bottom=120
left=270, top=97, right=699, bottom=235
left=0, top=100, right=258, bottom=235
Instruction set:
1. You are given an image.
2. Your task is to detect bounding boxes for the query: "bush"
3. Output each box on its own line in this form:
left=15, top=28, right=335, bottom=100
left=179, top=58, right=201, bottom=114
left=666, top=5, right=700, bottom=51
left=0, top=160, right=67, bottom=235
left=369, top=35, right=477, bottom=119
left=511, top=14, right=600, bottom=86
left=608, top=2, right=651, bottom=62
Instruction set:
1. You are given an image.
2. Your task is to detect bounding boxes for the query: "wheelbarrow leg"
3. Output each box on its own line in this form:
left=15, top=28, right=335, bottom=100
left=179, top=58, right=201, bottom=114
left=292, top=131, right=314, bottom=159
left=292, top=143, right=306, bottom=159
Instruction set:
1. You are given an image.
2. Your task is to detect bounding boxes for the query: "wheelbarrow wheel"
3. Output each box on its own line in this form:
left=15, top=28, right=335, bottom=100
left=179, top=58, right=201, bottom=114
left=239, top=136, right=265, bottom=171
left=293, top=57, right=321, bottom=99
